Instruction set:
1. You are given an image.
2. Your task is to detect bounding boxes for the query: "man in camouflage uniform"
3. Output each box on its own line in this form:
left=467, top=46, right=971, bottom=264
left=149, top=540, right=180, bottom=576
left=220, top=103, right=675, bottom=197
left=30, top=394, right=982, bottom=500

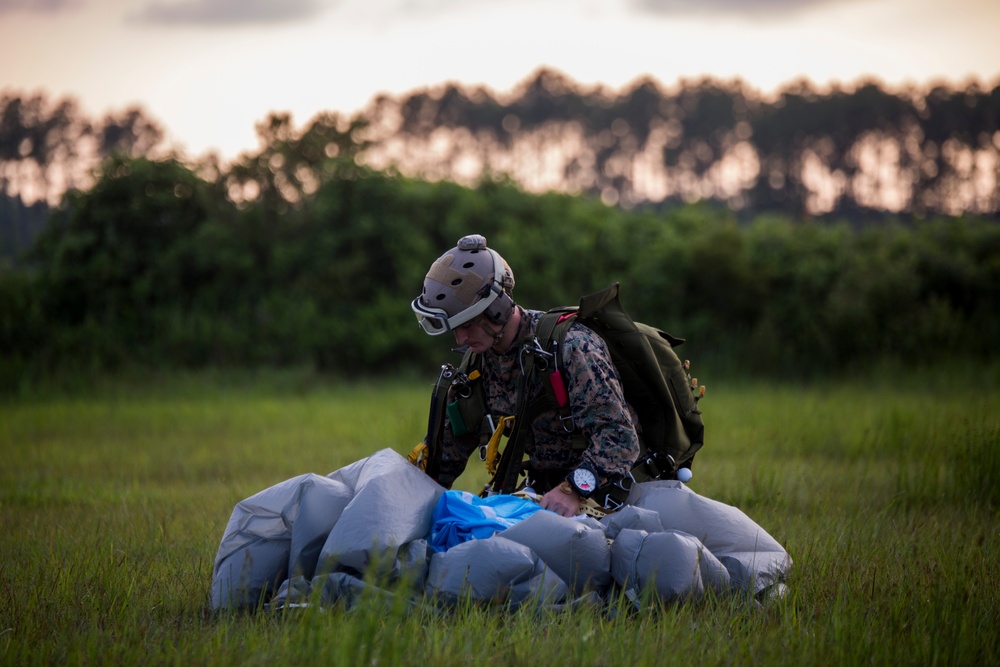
left=411, top=235, right=640, bottom=517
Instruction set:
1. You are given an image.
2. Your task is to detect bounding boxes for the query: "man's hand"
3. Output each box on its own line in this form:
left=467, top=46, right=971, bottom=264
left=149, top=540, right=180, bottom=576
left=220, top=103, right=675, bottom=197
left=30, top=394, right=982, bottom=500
left=540, top=481, right=582, bottom=517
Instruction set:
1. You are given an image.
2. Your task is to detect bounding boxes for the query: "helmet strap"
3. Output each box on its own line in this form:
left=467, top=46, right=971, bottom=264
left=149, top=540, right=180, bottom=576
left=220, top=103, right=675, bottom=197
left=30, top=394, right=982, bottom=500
left=478, top=318, right=504, bottom=345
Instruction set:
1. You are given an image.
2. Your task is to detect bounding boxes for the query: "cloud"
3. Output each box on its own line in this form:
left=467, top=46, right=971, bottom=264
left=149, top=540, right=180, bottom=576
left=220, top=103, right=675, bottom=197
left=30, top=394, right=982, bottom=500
left=631, top=0, right=845, bottom=18
left=0, top=0, right=79, bottom=13
left=134, top=0, right=333, bottom=26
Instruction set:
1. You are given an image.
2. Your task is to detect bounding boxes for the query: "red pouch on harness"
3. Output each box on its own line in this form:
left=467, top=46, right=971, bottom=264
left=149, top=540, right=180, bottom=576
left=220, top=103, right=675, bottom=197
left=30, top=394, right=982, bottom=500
left=548, top=371, right=568, bottom=407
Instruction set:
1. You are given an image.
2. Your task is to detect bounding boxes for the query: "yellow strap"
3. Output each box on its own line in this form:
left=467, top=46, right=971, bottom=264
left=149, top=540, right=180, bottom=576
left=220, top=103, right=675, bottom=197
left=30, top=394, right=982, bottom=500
left=407, top=442, right=429, bottom=472
left=484, top=415, right=515, bottom=475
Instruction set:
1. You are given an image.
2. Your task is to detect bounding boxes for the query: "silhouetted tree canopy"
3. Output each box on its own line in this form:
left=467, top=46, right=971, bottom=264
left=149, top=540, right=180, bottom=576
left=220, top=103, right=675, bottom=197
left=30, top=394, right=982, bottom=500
left=3, top=73, right=999, bottom=226
left=0, top=91, right=166, bottom=206
left=360, top=69, right=1000, bottom=217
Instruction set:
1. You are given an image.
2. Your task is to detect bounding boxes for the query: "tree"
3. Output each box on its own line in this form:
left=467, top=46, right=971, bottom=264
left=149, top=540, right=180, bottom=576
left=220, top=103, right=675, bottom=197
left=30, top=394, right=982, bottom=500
left=30, top=156, right=226, bottom=335
left=0, top=91, right=168, bottom=206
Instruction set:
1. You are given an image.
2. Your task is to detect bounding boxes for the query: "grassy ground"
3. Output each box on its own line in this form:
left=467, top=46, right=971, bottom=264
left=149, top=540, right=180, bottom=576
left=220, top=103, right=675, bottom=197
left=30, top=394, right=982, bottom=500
left=1, top=365, right=997, bottom=666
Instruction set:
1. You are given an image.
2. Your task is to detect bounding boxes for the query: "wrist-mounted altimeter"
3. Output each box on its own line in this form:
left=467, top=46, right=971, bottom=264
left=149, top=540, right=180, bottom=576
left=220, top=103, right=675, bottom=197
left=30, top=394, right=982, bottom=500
left=567, top=464, right=599, bottom=499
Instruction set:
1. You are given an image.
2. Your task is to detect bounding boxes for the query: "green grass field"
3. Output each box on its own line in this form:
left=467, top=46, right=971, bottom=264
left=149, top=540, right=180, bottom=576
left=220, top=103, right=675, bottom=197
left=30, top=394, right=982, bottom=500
left=1, top=365, right=998, bottom=666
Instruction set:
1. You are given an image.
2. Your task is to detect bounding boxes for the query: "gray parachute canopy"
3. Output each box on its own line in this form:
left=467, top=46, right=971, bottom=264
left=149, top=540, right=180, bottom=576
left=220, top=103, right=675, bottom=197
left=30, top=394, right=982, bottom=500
left=210, top=449, right=792, bottom=611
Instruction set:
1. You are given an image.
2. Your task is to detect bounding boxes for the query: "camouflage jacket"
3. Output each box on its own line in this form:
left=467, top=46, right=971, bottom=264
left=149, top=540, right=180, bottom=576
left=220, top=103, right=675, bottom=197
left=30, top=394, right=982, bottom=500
left=436, top=307, right=640, bottom=491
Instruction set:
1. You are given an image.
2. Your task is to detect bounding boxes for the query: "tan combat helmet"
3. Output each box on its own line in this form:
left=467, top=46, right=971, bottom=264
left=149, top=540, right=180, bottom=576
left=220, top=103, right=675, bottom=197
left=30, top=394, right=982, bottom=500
left=411, top=234, right=515, bottom=335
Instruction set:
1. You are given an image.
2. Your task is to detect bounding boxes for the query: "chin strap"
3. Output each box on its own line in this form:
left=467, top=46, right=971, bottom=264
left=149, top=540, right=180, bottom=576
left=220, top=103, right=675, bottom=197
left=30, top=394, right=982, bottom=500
left=478, top=318, right=505, bottom=345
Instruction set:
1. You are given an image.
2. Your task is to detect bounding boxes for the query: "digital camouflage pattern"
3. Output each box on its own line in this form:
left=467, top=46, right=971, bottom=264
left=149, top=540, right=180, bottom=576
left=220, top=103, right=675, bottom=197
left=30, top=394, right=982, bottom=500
left=436, top=308, right=640, bottom=490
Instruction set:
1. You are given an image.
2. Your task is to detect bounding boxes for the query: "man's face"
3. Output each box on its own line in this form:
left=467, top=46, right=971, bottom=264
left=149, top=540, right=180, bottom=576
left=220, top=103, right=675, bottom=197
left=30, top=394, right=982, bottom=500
left=453, top=317, right=495, bottom=353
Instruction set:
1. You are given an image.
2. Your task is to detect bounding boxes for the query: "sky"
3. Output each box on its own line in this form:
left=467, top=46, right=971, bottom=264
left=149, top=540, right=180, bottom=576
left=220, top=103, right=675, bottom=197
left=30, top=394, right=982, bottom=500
left=2, top=0, right=999, bottom=162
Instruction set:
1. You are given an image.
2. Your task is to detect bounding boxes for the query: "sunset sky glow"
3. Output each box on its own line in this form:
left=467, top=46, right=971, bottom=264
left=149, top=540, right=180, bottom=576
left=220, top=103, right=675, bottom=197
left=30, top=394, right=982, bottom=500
left=2, top=0, right=998, bottom=162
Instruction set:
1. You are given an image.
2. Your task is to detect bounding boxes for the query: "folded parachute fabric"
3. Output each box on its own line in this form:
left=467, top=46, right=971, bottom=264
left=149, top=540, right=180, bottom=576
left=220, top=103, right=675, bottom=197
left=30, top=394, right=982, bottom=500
left=627, top=480, right=793, bottom=595
left=209, top=448, right=793, bottom=611
left=427, top=534, right=566, bottom=607
left=210, top=449, right=441, bottom=609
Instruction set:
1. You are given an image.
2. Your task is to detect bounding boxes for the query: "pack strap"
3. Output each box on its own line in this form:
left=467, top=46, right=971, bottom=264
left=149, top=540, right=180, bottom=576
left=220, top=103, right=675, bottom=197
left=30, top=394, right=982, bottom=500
left=482, top=415, right=515, bottom=475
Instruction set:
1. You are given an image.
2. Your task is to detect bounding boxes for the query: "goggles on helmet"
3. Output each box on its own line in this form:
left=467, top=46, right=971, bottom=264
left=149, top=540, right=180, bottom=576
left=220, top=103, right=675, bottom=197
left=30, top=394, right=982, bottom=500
left=410, top=291, right=494, bottom=335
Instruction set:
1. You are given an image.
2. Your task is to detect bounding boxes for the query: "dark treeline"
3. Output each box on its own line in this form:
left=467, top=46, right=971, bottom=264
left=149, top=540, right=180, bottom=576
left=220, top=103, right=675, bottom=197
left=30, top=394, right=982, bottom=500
left=3, top=70, right=1000, bottom=262
left=2, top=137, right=998, bottom=389
left=359, top=69, right=1000, bottom=217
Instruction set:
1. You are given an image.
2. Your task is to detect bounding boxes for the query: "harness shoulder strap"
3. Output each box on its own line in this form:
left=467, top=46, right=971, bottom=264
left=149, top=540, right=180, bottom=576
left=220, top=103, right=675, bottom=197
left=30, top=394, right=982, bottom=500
left=488, top=309, right=581, bottom=495
left=490, top=355, right=535, bottom=494
left=536, top=307, right=576, bottom=345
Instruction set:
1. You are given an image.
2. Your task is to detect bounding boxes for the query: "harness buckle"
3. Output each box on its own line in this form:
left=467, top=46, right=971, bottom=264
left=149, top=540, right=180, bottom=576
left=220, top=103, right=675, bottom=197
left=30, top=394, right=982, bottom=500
left=602, top=493, right=626, bottom=512
left=613, top=471, right=636, bottom=493
left=451, top=373, right=473, bottom=398
left=520, top=337, right=554, bottom=373
left=559, top=413, right=576, bottom=432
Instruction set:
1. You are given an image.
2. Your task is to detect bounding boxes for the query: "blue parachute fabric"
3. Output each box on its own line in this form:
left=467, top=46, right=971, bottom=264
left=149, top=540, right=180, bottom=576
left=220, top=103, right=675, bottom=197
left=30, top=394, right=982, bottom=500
left=430, top=490, right=545, bottom=552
